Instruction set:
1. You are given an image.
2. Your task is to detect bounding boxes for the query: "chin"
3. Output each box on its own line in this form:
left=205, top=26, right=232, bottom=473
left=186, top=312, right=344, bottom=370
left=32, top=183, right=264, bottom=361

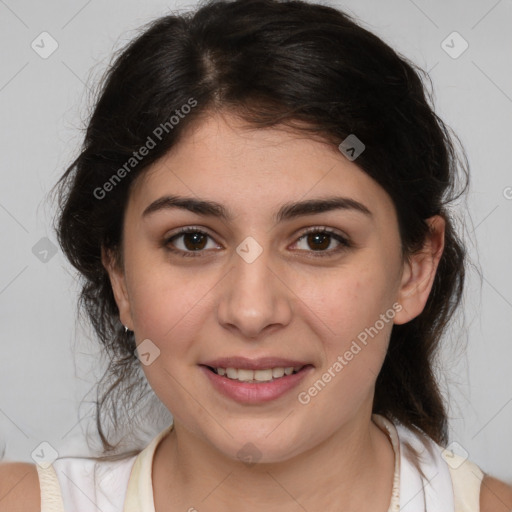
left=212, top=431, right=304, bottom=466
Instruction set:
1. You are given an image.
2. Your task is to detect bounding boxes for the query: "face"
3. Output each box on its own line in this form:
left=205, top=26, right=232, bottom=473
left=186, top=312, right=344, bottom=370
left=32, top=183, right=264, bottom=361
left=105, top=111, right=443, bottom=464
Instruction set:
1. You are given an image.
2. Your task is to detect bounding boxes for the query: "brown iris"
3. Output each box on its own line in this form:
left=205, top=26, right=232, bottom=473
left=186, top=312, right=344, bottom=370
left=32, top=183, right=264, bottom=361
left=183, top=232, right=208, bottom=251
left=307, top=232, right=330, bottom=251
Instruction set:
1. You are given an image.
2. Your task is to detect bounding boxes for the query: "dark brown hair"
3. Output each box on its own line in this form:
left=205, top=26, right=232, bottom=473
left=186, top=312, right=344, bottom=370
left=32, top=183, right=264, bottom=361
left=54, top=0, right=468, bottom=459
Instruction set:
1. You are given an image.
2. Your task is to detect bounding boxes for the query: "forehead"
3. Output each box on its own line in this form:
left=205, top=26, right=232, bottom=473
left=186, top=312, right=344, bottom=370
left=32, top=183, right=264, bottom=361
left=128, top=112, right=396, bottom=221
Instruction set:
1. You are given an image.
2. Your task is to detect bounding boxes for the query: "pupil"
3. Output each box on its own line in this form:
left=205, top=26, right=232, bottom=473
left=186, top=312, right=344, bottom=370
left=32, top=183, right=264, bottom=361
left=308, top=233, right=329, bottom=250
left=184, top=232, right=206, bottom=250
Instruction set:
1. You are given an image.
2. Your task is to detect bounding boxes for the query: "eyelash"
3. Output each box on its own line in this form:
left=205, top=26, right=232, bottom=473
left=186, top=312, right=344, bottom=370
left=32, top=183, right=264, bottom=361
left=163, top=226, right=352, bottom=258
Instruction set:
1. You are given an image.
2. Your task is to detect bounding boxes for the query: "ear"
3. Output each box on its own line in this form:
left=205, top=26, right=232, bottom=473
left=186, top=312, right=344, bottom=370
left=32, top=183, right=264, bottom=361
left=393, top=215, right=445, bottom=325
left=101, top=246, right=134, bottom=330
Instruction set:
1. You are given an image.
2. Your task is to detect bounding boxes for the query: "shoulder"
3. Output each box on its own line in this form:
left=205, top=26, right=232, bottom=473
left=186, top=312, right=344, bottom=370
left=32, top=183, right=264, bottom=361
left=480, top=474, right=512, bottom=512
left=0, top=462, right=40, bottom=512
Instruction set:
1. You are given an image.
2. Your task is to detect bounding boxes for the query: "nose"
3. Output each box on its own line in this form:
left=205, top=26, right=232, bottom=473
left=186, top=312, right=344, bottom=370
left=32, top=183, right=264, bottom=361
left=216, top=246, right=293, bottom=339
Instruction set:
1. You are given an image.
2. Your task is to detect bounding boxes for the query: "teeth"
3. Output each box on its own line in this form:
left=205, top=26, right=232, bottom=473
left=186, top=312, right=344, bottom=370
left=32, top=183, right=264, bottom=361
left=214, top=366, right=303, bottom=382
left=272, top=367, right=285, bottom=378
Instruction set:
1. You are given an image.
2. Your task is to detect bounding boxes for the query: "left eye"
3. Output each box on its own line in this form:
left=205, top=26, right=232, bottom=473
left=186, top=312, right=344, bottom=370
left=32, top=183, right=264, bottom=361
left=292, top=228, right=350, bottom=255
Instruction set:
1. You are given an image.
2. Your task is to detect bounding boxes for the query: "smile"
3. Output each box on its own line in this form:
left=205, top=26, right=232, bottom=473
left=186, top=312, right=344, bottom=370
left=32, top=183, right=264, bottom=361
left=199, top=364, right=314, bottom=403
left=208, top=365, right=304, bottom=383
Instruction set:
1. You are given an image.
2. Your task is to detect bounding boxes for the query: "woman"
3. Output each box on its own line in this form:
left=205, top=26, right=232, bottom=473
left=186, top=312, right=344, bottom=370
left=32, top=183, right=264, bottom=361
left=1, top=0, right=511, bottom=510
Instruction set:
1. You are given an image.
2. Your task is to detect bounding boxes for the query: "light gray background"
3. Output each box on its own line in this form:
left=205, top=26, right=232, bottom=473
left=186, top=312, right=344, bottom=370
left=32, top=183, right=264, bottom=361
left=1, top=0, right=511, bottom=482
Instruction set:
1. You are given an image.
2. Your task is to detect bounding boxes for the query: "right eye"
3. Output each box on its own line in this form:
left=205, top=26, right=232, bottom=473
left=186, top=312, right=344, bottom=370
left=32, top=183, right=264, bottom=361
left=164, top=227, right=222, bottom=257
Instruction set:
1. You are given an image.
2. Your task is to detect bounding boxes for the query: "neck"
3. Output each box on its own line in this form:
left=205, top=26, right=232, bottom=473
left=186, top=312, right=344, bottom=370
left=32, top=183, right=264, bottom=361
left=152, top=411, right=395, bottom=512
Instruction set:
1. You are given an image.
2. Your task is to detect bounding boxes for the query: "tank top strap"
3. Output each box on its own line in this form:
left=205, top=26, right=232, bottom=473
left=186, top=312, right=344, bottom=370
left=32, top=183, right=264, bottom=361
left=36, top=464, right=65, bottom=512
left=37, top=450, right=138, bottom=511
left=124, top=423, right=174, bottom=512
left=442, top=449, right=484, bottom=511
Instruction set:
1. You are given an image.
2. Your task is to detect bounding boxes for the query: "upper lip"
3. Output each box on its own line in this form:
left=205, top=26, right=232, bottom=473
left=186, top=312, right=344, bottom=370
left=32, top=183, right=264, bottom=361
left=200, top=357, right=312, bottom=370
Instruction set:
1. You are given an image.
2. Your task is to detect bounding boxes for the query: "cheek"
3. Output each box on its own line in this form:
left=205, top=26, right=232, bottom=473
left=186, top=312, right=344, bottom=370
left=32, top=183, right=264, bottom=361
left=290, top=259, right=398, bottom=398
left=131, top=277, right=212, bottom=343
left=125, top=263, right=215, bottom=412
left=124, top=248, right=211, bottom=345
left=294, top=263, right=395, bottom=341
left=295, top=274, right=394, bottom=419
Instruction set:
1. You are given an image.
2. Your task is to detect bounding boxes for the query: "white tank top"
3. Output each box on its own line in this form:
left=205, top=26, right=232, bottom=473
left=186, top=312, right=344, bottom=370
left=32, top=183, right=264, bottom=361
left=36, top=414, right=484, bottom=512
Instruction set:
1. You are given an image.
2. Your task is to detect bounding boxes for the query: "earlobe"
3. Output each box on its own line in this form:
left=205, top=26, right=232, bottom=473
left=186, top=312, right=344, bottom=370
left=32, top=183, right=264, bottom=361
left=101, top=246, right=134, bottom=330
left=393, top=215, right=445, bottom=325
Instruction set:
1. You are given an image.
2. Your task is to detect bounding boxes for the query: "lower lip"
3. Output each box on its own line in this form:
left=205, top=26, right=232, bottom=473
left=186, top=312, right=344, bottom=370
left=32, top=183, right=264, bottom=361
left=199, top=365, right=314, bottom=404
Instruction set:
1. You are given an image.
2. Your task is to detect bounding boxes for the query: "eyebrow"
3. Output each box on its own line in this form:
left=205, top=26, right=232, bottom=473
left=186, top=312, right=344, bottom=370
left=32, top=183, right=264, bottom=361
left=142, top=194, right=372, bottom=223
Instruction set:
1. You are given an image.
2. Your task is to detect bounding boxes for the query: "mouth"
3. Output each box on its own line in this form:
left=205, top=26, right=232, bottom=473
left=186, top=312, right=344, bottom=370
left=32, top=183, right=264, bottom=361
left=202, top=364, right=309, bottom=383
left=198, top=362, right=314, bottom=404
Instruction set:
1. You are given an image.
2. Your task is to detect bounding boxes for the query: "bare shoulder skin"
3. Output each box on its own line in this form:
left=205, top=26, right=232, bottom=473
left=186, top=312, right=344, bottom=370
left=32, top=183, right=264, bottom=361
left=0, top=462, right=40, bottom=512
